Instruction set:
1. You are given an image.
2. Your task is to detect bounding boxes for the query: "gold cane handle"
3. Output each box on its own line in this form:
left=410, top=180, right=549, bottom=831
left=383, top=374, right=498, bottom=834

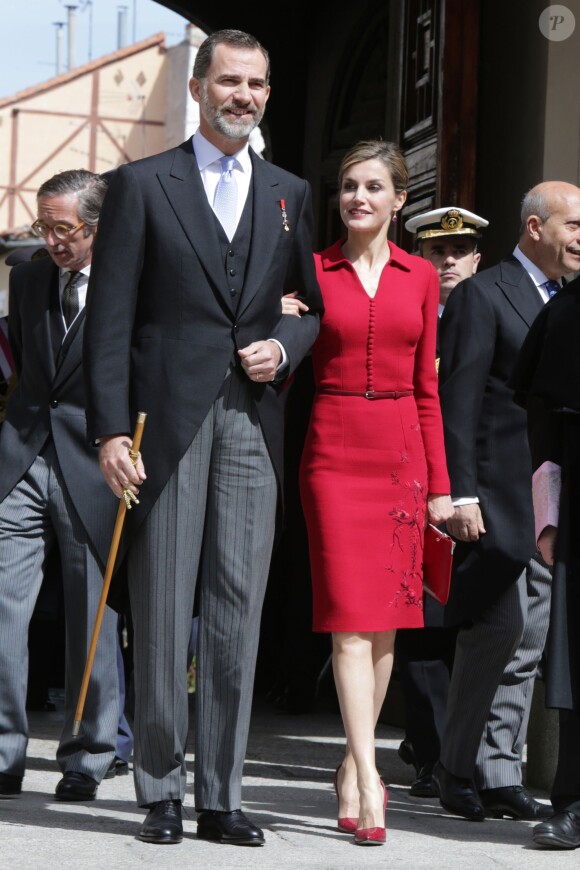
left=123, top=411, right=147, bottom=509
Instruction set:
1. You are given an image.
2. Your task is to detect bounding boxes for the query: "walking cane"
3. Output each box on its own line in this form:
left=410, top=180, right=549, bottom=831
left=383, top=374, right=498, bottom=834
left=72, top=411, right=147, bottom=737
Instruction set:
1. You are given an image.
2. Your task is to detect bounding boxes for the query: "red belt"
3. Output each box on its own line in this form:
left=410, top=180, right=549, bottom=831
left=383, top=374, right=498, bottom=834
left=317, top=389, right=414, bottom=400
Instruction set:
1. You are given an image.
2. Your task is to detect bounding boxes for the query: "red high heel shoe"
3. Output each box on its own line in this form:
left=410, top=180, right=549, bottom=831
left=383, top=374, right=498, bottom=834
left=333, top=765, right=358, bottom=833
left=354, top=780, right=388, bottom=846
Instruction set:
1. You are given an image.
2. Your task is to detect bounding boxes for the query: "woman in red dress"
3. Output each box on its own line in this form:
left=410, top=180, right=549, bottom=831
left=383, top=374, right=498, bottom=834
left=298, top=140, right=453, bottom=844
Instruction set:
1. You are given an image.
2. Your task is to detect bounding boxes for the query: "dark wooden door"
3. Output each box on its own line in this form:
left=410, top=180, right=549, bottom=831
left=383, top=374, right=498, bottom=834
left=310, top=0, right=480, bottom=251
left=399, top=0, right=480, bottom=249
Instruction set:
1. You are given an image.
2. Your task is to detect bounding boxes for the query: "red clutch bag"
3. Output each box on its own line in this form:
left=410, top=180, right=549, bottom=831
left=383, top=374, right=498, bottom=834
left=422, top=523, right=456, bottom=604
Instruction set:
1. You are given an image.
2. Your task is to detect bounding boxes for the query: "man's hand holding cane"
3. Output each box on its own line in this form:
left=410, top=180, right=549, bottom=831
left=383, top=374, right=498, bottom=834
left=99, top=433, right=147, bottom=500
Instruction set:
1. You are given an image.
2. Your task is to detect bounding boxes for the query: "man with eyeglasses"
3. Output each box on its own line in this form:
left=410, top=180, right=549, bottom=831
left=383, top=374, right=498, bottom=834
left=0, top=169, right=123, bottom=802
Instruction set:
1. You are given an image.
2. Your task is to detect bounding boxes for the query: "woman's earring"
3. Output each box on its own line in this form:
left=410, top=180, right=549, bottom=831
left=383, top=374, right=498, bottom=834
left=392, top=211, right=398, bottom=223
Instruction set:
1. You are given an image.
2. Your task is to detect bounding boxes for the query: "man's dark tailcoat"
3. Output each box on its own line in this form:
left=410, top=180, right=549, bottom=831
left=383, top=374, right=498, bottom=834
left=438, top=255, right=544, bottom=625
left=511, top=274, right=580, bottom=816
left=1, top=256, right=118, bottom=560
left=511, top=275, right=580, bottom=710
left=84, top=142, right=323, bottom=532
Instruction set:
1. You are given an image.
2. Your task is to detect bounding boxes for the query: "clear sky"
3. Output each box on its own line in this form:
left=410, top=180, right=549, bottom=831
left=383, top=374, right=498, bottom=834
left=1, top=0, right=192, bottom=98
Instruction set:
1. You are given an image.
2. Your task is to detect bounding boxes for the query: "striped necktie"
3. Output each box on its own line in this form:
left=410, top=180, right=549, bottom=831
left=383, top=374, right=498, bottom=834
left=62, top=270, right=81, bottom=328
left=213, top=156, right=238, bottom=240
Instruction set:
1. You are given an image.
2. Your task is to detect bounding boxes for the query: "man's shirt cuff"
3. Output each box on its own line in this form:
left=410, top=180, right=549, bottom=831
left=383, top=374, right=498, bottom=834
left=268, top=338, right=288, bottom=371
left=532, top=460, right=561, bottom=544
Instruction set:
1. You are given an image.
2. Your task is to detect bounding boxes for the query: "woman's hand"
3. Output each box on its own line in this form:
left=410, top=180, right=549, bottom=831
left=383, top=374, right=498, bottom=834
left=427, top=493, right=455, bottom=527
left=282, top=291, right=309, bottom=317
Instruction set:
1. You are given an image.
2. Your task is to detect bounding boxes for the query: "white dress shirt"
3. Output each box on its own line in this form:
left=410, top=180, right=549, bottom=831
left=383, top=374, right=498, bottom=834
left=512, top=245, right=560, bottom=303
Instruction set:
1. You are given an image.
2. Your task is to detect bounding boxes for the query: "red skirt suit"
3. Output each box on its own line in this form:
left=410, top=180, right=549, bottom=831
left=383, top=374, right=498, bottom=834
left=299, top=240, right=450, bottom=632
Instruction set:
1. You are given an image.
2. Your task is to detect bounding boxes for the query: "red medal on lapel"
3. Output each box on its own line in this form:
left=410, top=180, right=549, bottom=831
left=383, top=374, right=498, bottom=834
left=279, top=199, right=289, bottom=232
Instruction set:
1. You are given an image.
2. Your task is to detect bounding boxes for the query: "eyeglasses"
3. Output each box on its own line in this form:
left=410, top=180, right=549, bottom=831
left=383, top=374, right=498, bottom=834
left=31, top=219, right=86, bottom=240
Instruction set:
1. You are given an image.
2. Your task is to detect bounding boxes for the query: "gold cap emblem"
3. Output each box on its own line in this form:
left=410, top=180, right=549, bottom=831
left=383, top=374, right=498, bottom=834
left=441, top=209, right=463, bottom=232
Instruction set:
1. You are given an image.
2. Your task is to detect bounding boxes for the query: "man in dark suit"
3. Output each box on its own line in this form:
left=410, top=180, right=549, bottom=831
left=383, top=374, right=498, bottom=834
left=83, top=29, right=323, bottom=847
left=433, top=181, right=580, bottom=821
left=0, top=170, right=121, bottom=801
left=397, top=206, right=487, bottom=797
left=511, top=273, right=580, bottom=849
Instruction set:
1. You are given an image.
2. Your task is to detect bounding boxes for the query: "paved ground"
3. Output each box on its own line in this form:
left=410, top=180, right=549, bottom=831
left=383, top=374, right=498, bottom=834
left=0, top=694, right=571, bottom=870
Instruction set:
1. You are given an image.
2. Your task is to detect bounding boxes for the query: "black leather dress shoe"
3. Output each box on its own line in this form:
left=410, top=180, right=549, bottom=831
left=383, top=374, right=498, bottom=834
left=398, top=739, right=419, bottom=773
left=432, top=761, right=485, bottom=821
left=55, top=771, right=98, bottom=801
left=0, top=772, right=23, bottom=798
left=196, top=809, right=265, bottom=845
left=103, top=757, right=130, bottom=779
left=410, top=764, right=438, bottom=798
left=138, top=799, right=183, bottom=844
left=533, top=811, right=580, bottom=849
left=480, top=785, right=553, bottom=820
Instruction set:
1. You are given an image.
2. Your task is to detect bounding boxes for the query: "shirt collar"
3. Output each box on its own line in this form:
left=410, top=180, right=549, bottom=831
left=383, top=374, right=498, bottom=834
left=192, top=129, right=252, bottom=174
left=512, top=245, right=556, bottom=290
left=59, top=264, right=90, bottom=281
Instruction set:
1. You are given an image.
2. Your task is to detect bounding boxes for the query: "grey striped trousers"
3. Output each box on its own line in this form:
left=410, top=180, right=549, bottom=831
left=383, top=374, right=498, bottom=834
left=0, top=440, right=119, bottom=781
left=441, top=552, right=551, bottom=787
left=128, top=367, right=278, bottom=809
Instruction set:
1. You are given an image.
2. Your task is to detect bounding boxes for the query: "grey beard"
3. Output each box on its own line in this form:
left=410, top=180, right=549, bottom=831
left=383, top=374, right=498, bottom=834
left=199, top=86, right=264, bottom=140
left=214, top=112, right=259, bottom=139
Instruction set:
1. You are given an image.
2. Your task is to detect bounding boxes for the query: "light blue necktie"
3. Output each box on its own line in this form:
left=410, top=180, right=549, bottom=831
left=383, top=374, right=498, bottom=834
left=544, top=279, right=560, bottom=298
left=213, top=156, right=238, bottom=240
